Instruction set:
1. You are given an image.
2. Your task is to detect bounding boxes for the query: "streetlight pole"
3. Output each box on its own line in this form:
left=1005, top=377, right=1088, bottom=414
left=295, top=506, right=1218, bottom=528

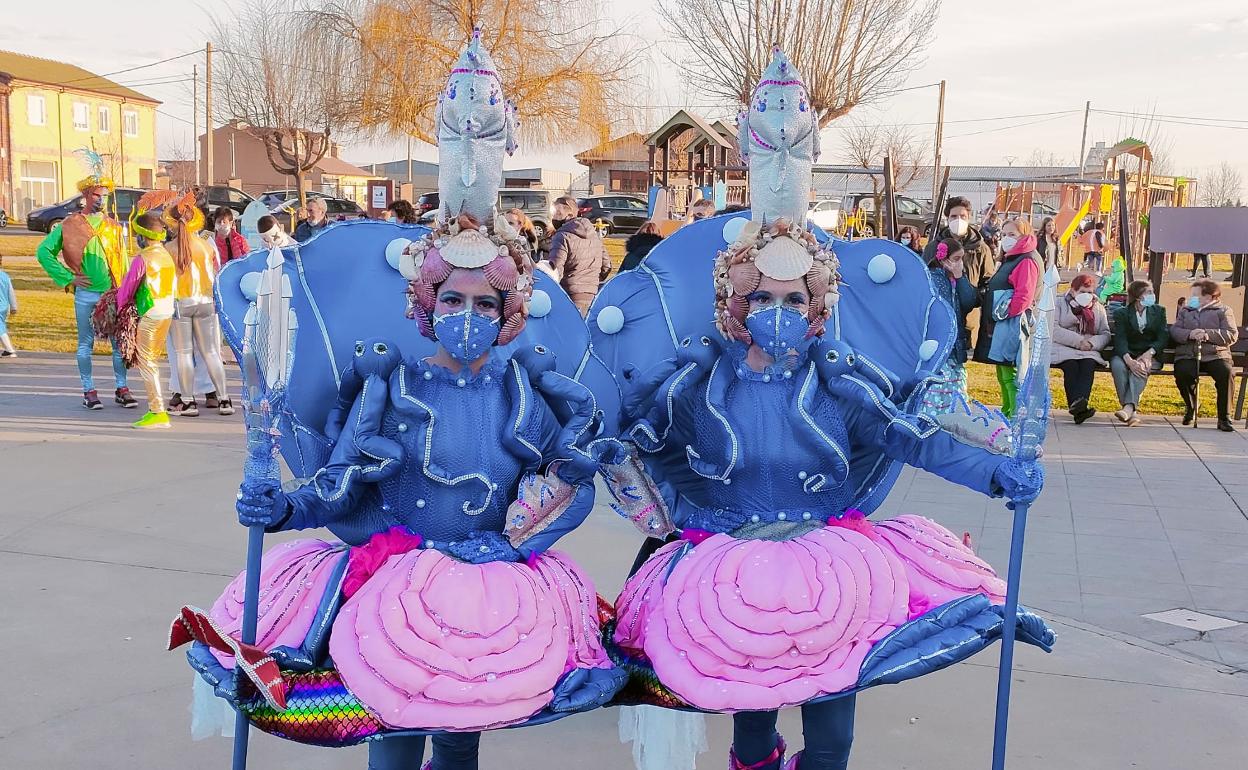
left=932, top=79, right=946, bottom=202
left=205, top=42, right=214, bottom=187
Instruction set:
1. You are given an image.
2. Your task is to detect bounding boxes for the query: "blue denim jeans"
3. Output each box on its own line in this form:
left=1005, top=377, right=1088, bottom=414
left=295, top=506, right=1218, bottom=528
left=73, top=289, right=127, bottom=391
left=367, top=732, right=481, bottom=770
left=733, top=695, right=857, bottom=770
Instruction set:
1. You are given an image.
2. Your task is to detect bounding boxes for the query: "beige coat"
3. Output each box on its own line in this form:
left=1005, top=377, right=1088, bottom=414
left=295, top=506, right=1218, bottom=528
left=1050, top=293, right=1111, bottom=365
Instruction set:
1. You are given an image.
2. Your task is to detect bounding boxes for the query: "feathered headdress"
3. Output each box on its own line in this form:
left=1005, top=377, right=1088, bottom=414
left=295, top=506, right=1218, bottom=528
left=74, top=148, right=115, bottom=193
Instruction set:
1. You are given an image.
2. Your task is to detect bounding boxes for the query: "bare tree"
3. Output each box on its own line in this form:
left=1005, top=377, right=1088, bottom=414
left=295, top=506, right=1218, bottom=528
left=1027, top=148, right=1067, bottom=167
left=1200, top=162, right=1244, bottom=207
left=210, top=0, right=358, bottom=205
left=839, top=120, right=927, bottom=232
left=661, top=0, right=940, bottom=129
left=310, top=0, right=642, bottom=148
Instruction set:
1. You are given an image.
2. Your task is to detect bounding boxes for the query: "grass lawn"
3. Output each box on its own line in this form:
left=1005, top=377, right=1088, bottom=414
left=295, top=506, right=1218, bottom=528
left=5, top=237, right=1226, bottom=417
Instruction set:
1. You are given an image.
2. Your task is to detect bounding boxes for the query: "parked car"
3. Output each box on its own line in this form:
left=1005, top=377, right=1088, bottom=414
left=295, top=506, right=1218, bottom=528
left=416, top=192, right=439, bottom=219
left=25, top=187, right=146, bottom=233
left=576, top=195, right=649, bottom=234
left=198, top=185, right=257, bottom=220
left=499, top=188, right=556, bottom=239
left=271, top=196, right=367, bottom=223
left=257, top=189, right=333, bottom=209
left=840, top=193, right=933, bottom=238
left=807, top=198, right=841, bottom=232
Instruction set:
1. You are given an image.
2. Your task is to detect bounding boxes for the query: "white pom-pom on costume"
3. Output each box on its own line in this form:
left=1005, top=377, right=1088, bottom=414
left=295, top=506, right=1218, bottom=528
left=239, top=271, right=262, bottom=301
left=867, top=253, right=896, bottom=283
left=385, top=238, right=412, bottom=271
left=722, top=216, right=749, bottom=244
left=597, top=305, right=625, bottom=334
left=529, top=289, right=552, bottom=318
left=919, top=339, right=939, bottom=361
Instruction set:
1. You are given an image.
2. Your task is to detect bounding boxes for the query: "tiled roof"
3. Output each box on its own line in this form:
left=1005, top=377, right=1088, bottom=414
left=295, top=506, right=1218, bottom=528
left=0, top=49, right=159, bottom=103
left=315, top=154, right=373, bottom=177
left=575, top=132, right=649, bottom=164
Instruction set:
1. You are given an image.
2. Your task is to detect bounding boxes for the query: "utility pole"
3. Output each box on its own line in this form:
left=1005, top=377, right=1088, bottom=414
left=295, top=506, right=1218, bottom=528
left=1077, top=100, right=1091, bottom=173
left=932, top=79, right=946, bottom=202
left=193, top=64, right=200, bottom=185
left=205, top=42, right=214, bottom=187
left=406, top=136, right=413, bottom=184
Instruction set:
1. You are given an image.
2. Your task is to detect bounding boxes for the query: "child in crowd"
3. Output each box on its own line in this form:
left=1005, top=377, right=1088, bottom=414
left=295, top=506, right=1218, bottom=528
left=0, top=254, right=16, bottom=357
left=117, top=213, right=178, bottom=429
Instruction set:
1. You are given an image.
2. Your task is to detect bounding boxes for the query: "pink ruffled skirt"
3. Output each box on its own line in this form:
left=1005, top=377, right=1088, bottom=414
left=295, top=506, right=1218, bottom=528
left=613, top=515, right=1005, bottom=712
left=208, top=538, right=611, bottom=731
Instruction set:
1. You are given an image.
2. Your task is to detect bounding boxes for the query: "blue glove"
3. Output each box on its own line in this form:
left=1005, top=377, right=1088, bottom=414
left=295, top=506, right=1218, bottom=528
left=992, top=458, right=1045, bottom=509
left=441, top=530, right=522, bottom=564
left=236, top=480, right=288, bottom=528
left=550, top=666, right=628, bottom=713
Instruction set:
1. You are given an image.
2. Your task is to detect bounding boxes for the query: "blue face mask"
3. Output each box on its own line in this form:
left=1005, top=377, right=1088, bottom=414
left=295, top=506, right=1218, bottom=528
left=432, top=309, right=500, bottom=364
left=1141, top=294, right=1156, bottom=307
left=744, top=305, right=811, bottom=362
left=1187, top=296, right=1202, bottom=310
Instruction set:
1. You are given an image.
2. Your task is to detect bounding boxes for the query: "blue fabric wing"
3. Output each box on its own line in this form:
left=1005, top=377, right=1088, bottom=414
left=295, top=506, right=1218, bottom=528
left=217, top=220, right=601, bottom=479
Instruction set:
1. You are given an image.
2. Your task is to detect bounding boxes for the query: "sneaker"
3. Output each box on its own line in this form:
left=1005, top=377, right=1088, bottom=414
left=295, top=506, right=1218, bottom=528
left=114, top=387, right=138, bottom=408
left=176, top=400, right=200, bottom=417
left=204, top=391, right=220, bottom=409
left=217, top=398, right=235, bottom=416
left=1218, top=418, right=1235, bottom=432
left=1073, top=407, right=1097, bottom=425
left=168, top=392, right=184, bottom=410
left=1182, top=407, right=1195, bottom=426
left=83, top=390, right=103, bottom=410
left=0, top=350, right=15, bottom=358
left=133, top=411, right=172, bottom=430
left=1113, top=409, right=1130, bottom=423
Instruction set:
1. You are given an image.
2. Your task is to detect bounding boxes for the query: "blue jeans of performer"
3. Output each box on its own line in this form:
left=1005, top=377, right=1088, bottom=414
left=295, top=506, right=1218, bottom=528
left=734, top=695, right=856, bottom=770
left=73, top=289, right=127, bottom=391
left=367, top=732, right=481, bottom=770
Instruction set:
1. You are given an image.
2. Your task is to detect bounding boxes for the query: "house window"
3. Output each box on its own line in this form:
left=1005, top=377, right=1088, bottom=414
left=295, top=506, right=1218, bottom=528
left=27, top=94, right=47, bottom=126
left=98, top=106, right=111, bottom=133
left=609, top=170, right=648, bottom=193
left=72, top=102, right=89, bottom=131
left=123, top=110, right=139, bottom=137
left=19, top=160, right=59, bottom=215
left=139, top=168, right=154, bottom=188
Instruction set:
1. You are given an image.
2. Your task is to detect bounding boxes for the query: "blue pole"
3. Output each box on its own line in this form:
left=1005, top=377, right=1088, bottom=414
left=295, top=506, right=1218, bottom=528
left=231, top=524, right=266, bottom=770
left=990, top=499, right=1030, bottom=770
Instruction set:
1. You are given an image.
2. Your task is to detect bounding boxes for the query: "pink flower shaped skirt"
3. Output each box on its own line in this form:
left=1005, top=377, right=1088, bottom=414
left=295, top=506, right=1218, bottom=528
left=613, top=515, right=1005, bottom=712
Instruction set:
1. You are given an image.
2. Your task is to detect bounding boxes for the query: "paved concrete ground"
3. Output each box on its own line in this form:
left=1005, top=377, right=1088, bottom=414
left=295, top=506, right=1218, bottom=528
left=1, top=353, right=1246, bottom=769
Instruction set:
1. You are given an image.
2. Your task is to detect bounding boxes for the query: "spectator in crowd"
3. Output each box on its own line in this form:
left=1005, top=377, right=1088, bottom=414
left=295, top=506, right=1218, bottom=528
left=547, top=195, right=612, bottom=315
left=1051, top=273, right=1111, bottom=424
left=918, top=237, right=976, bottom=415
left=1110, top=279, right=1168, bottom=426
left=620, top=221, right=663, bottom=272
left=504, top=208, right=539, bottom=255
left=386, top=199, right=419, bottom=224
left=1080, top=220, right=1108, bottom=274
left=1189, top=253, right=1211, bottom=279
left=211, top=207, right=249, bottom=266
left=258, top=215, right=295, bottom=249
left=981, top=210, right=1002, bottom=246
left=973, top=218, right=1042, bottom=417
left=1098, top=253, right=1127, bottom=301
left=294, top=197, right=329, bottom=241
left=896, top=225, right=922, bottom=254
left=717, top=203, right=750, bottom=215
left=923, top=196, right=995, bottom=291
left=688, top=199, right=716, bottom=222
left=1171, top=279, right=1239, bottom=431
left=1037, top=217, right=1061, bottom=268
left=0, top=253, right=16, bottom=357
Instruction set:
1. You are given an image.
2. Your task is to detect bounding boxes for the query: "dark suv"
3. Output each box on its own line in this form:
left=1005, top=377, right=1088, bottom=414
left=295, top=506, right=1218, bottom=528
left=576, top=195, right=648, bottom=234
left=199, top=185, right=257, bottom=220
left=26, top=187, right=147, bottom=233
left=841, top=193, right=933, bottom=238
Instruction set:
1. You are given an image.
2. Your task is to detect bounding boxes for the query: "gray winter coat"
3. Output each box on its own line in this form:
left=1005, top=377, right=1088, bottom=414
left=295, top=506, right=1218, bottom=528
left=1170, top=301, right=1239, bottom=362
left=547, top=218, right=612, bottom=301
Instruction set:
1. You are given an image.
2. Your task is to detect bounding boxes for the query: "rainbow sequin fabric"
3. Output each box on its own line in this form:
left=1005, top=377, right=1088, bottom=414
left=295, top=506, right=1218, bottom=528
left=237, top=668, right=383, bottom=747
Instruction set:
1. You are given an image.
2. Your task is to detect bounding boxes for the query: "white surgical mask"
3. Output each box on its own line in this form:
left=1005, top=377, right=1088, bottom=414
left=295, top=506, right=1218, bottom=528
left=1074, top=292, right=1094, bottom=308
left=999, top=236, right=1019, bottom=253
left=947, top=217, right=969, bottom=236
left=215, top=223, right=231, bottom=235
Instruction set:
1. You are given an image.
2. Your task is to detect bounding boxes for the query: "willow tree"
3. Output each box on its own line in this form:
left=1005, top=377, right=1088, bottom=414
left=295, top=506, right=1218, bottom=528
left=662, top=0, right=940, bottom=128
left=311, top=0, right=640, bottom=147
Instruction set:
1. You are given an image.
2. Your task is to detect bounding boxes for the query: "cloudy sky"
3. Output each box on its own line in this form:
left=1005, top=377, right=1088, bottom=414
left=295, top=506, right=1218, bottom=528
left=3, top=0, right=1245, bottom=196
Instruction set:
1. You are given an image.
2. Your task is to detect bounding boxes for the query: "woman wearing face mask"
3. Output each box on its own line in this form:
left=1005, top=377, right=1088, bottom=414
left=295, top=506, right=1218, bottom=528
left=919, top=237, right=976, bottom=414
left=211, top=207, right=249, bottom=266
left=896, top=225, right=921, bottom=254
left=1037, top=217, right=1061, bottom=269
left=1051, top=273, right=1110, bottom=424
left=922, top=196, right=995, bottom=291
left=504, top=207, right=539, bottom=255
left=1171, top=279, right=1239, bottom=431
left=1110, top=280, right=1168, bottom=426
left=972, top=218, right=1043, bottom=417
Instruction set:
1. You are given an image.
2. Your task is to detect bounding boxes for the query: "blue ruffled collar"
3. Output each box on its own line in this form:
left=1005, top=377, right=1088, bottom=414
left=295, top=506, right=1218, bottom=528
left=726, top=341, right=808, bottom=383
left=410, top=353, right=509, bottom=387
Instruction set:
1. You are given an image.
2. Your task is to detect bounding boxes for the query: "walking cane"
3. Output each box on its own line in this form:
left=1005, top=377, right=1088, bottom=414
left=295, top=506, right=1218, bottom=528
left=1192, top=338, right=1202, bottom=428
left=232, top=246, right=297, bottom=770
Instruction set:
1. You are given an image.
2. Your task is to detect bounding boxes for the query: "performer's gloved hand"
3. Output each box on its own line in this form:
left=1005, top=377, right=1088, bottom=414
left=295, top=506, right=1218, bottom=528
left=550, top=666, right=628, bottom=712
left=992, top=458, right=1044, bottom=509
left=441, top=530, right=522, bottom=564
left=236, top=480, right=289, bottom=528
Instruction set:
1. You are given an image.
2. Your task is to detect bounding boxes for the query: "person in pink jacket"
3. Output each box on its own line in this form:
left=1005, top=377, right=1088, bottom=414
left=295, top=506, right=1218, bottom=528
left=1050, top=272, right=1111, bottom=423
left=972, top=218, right=1043, bottom=416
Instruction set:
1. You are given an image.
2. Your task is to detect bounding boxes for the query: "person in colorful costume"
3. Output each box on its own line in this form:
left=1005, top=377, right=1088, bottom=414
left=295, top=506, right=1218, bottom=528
left=35, top=150, right=136, bottom=410
left=592, top=50, right=1052, bottom=770
left=170, top=32, right=625, bottom=769
left=116, top=205, right=177, bottom=429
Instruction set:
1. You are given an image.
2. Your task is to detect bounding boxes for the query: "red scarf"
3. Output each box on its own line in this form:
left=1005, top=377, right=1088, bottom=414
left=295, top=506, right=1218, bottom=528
left=1068, top=290, right=1097, bottom=334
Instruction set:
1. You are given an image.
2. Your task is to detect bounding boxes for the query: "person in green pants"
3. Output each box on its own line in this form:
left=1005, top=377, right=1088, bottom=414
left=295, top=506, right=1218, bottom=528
left=973, top=219, right=1044, bottom=417
left=36, top=175, right=137, bottom=410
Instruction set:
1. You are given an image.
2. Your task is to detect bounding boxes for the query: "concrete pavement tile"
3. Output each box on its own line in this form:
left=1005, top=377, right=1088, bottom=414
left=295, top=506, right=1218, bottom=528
left=1077, top=554, right=1186, bottom=583
left=1168, top=639, right=1228, bottom=664
left=1080, top=575, right=1194, bottom=603
left=1210, top=640, right=1248, bottom=669
left=1177, top=559, right=1248, bottom=587
left=1190, top=584, right=1248, bottom=617
left=1069, top=500, right=1161, bottom=521
left=1072, top=515, right=1170, bottom=539
left=1075, top=534, right=1176, bottom=558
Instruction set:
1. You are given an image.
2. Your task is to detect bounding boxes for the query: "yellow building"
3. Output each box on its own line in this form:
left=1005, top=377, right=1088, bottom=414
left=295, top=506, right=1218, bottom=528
left=0, top=50, right=160, bottom=218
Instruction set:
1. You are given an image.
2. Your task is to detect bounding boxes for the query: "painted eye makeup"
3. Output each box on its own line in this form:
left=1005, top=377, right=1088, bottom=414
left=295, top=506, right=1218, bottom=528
left=784, top=292, right=808, bottom=306
left=746, top=291, right=774, bottom=305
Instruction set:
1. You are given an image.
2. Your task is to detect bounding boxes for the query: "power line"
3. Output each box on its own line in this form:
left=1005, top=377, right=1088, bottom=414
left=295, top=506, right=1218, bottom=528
left=157, top=109, right=195, bottom=127
left=1094, top=108, right=1248, bottom=126
left=1093, top=109, right=1248, bottom=132
left=943, top=113, right=1075, bottom=139
left=54, top=50, right=202, bottom=87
